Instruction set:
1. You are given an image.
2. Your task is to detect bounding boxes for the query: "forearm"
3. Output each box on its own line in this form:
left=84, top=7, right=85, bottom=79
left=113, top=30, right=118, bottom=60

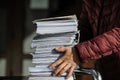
left=76, top=27, right=120, bottom=62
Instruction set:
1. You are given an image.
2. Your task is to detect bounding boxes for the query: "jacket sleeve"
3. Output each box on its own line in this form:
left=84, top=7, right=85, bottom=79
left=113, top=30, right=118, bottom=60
left=76, top=27, right=120, bottom=62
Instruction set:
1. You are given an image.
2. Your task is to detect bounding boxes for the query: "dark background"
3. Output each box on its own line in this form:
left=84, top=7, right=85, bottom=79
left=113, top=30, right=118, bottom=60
left=0, top=0, right=82, bottom=76
left=0, top=0, right=96, bottom=80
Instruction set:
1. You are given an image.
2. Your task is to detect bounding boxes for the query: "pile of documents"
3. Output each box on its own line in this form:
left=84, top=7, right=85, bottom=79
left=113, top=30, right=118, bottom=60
left=28, top=15, right=79, bottom=80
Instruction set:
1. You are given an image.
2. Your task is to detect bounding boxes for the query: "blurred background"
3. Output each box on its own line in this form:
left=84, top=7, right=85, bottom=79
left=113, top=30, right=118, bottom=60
left=0, top=0, right=82, bottom=77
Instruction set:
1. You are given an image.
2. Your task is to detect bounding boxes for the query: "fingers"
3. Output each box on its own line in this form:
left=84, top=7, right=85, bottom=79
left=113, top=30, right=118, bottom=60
left=50, top=47, right=68, bottom=69
left=49, top=46, right=75, bottom=79
left=58, top=64, right=71, bottom=75
left=49, top=58, right=63, bottom=69
left=66, top=66, right=75, bottom=79
left=52, top=62, right=68, bottom=76
left=52, top=62, right=75, bottom=79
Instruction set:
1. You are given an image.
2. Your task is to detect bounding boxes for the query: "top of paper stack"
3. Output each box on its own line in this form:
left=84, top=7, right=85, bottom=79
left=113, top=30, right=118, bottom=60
left=32, top=15, right=78, bottom=34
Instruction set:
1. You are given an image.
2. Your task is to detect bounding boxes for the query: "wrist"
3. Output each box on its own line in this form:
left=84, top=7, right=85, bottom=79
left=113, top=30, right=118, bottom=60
left=73, top=46, right=83, bottom=64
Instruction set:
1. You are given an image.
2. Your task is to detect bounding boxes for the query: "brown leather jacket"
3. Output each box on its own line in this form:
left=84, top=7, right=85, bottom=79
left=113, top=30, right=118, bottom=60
left=75, top=0, right=120, bottom=80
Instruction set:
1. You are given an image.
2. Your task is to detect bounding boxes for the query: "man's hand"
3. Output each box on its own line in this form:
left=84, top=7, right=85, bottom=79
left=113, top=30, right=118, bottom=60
left=49, top=46, right=80, bottom=79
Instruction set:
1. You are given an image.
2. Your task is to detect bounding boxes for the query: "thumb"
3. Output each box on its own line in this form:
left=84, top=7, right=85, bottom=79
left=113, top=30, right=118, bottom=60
left=55, top=46, right=66, bottom=53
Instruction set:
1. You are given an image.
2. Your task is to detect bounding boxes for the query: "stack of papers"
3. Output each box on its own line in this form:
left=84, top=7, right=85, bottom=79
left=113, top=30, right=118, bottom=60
left=33, top=15, right=78, bottom=34
left=28, top=15, right=79, bottom=80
